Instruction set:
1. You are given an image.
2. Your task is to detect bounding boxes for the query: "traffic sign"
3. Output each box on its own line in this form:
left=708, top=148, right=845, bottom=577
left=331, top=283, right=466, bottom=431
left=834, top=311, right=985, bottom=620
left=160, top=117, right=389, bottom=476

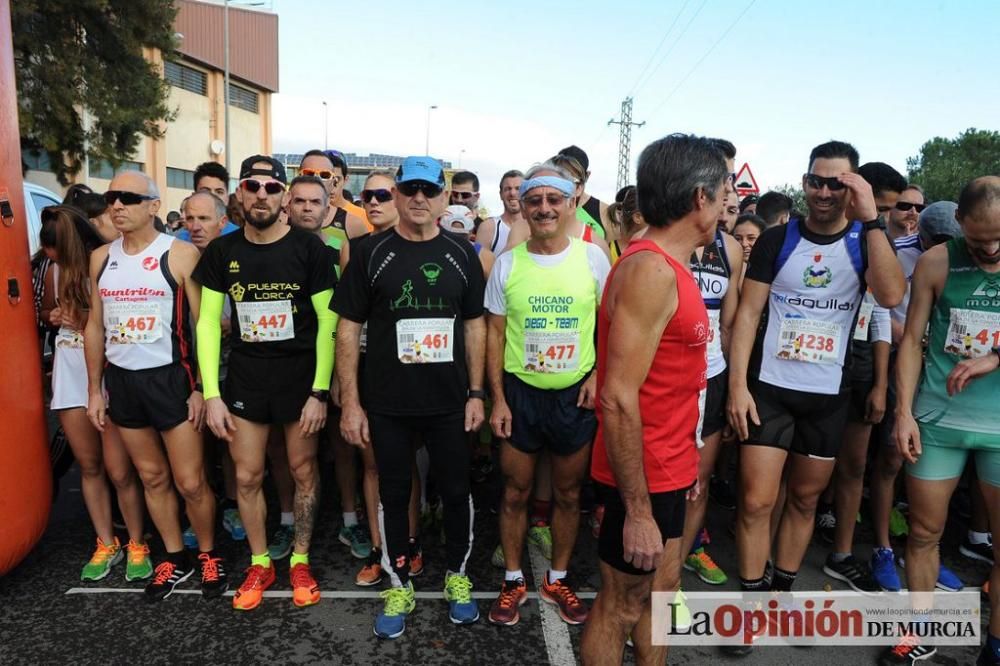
left=734, top=162, right=759, bottom=196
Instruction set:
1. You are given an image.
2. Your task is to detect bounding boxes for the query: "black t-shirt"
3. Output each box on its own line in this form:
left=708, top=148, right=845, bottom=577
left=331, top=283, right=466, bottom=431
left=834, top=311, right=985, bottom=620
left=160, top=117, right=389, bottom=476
left=331, top=228, right=486, bottom=416
left=193, top=226, right=337, bottom=358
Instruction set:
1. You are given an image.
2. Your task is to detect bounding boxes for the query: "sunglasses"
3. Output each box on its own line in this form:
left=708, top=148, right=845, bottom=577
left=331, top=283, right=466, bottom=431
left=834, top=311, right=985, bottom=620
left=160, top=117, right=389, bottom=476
left=523, top=193, right=570, bottom=207
left=361, top=188, right=393, bottom=204
left=300, top=168, right=335, bottom=181
left=397, top=181, right=443, bottom=198
left=895, top=201, right=927, bottom=213
left=240, top=179, right=285, bottom=195
left=104, top=190, right=157, bottom=206
left=451, top=191, right=478, bottom=201
left=804, top=174, right=846, bottom=191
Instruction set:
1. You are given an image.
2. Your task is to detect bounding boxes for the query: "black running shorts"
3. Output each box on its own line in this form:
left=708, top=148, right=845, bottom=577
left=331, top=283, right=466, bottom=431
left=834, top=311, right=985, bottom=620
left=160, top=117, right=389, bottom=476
left=702, top=370, right=728, bottom=438
left=744, top=380, right=850, bottom=460
left=597, top=481, right=689, bottom=575
left=105, top=362, right=194, bottom=431
left=225, top=351, right=315, bottom=425
left=503, top=372, right=596, bottom=456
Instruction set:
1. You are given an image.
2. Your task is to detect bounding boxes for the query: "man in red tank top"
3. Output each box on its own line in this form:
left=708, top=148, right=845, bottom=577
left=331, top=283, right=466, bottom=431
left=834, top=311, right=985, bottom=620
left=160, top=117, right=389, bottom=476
left=580, top=134, right=730, bottom=665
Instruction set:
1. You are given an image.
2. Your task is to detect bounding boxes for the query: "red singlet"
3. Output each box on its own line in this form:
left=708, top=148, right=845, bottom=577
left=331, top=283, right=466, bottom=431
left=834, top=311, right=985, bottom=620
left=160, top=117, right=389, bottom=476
left=591, top=239, right=707, bottom=493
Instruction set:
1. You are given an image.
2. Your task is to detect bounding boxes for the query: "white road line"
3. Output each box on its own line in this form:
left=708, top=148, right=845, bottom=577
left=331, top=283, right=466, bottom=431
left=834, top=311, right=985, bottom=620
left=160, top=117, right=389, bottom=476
left=527, top=546, right=578, bottom=666
left=64, top=587, right=598, bottom=600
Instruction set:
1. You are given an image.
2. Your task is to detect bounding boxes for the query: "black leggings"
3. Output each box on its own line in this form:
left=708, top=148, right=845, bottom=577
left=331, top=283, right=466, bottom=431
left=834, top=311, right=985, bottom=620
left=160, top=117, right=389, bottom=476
left=369, top=411, right=473, bottom=586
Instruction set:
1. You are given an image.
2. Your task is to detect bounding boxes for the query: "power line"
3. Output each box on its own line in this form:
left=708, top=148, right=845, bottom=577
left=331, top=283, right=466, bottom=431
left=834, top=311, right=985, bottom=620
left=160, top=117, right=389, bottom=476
left=631, top=0, right=709, bottom=96
left=626, top=0, right=692, bottom=97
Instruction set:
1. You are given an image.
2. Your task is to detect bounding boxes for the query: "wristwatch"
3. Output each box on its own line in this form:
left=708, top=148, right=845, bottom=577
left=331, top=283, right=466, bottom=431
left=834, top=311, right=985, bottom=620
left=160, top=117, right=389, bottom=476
left=309, top=389, right=331, bottom=402
left=862, top=216, right=887, bottom=233
left=468, top=389, right=487, bottom=400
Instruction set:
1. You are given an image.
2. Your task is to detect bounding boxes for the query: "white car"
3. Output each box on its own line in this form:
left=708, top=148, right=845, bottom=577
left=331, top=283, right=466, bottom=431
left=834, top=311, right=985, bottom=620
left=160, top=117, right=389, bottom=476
left=23, top=182, right=62, bottom=257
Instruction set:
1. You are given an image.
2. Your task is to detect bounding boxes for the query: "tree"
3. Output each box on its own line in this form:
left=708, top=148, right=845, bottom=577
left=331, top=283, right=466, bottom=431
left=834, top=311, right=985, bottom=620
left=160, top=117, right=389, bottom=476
left=771, top=184, right=807, bottom=216
left=13, top=0, right=178, bottom=184
left=907, top=128, right=1000, bottom=203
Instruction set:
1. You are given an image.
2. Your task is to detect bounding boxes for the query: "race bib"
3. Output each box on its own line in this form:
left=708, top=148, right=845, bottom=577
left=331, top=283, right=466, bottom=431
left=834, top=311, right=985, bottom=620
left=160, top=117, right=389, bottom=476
left=396, top=317, right=455, bottom=364
left=56, top=328, right=84, bottom=349
left=777, top=318, right=842, bottom=365
left=944, top=308, right=1000, bottom=359
left=105, top=302, right=162, bottom=345
left=523, top=331, right=581, bottom=374
left=707, top=309, right=723, bottom=361
left=853, top=301, right=874, bottom=341
left=236, top=300, right=295, bottom=342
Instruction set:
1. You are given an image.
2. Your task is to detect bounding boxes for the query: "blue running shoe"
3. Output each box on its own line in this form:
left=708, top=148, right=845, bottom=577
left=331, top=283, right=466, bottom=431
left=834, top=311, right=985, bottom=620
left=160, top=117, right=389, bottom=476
left=870, top=548, right=901, bottom=592
left=444, top=572, right=479, bottom=624
left=222, top=508, right=246, bottom=541
left=374, top=582, right=416, bottom=639
left=182, top=526, right=198, bottom=550
left=936, top=564, right=963, bottom=592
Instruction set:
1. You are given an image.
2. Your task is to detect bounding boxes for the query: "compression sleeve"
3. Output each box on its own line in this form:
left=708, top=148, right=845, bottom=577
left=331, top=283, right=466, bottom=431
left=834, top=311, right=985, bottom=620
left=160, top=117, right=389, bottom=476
left=311, top=289, right=337, bottom=391
left=197, top=287, right=226, bottom=399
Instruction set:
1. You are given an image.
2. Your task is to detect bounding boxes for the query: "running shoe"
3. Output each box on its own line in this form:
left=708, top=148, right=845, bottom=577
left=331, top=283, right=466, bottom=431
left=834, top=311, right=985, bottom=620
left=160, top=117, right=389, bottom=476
left=960, top=535, right=995, bottom=566
left=125, top=540, right=153, bottom=582
left=488, top=577, right=528, bottom=626
left=491, top=543, right=505, bottom=569
left=977, top=642, right=1000, bottom=666
left=590, top=504, right=605, bottom=540
left=877, top=634, right=936, bottom=665
left=291, top=563, right=321, bottom=607
left=182, top=525, right=198, bottom=550
left=232, top=563, right=275, bottom=611
left=889, top=505, right=910, bottom=537
left=339, top=524, right=372, bottom=559
left=684, top=547, right=728, bottom=585
left=80, top=537, right=123, bottom=581
left=267, top=524, right=295, bottom=561
left=356, top=548, right=385, bottom=587
left=144, top=558, right=193, bottom=602
left=528, top=524, right=553, bottom=560
left=936, top=564, right=963, bottom=592
left=374, top=582, right=416, bottom=639
left=871, top=547, right=902, bottom=592
left=815, top=507, right=835, bottom=544
left=540, top=574, right=588, bottom=625
left=222, top=508, right=246, bottom=541
left=443, top=572, right=479, bottom=624
left=823, top=554, right=880, bottom=595
left=198, top=552, right=228, bottom=599
left=409, top=540, right=424, bottom=577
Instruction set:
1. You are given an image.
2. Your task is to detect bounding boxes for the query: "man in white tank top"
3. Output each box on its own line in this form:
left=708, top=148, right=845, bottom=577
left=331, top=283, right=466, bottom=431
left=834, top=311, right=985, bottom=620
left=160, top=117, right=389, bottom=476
left=84, top=170, right=228, bottom=602
left=477, top=170, right=523, bottom=254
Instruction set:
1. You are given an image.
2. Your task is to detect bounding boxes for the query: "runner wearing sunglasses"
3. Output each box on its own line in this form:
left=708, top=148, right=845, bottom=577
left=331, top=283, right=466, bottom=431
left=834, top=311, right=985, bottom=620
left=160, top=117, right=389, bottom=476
left=449, top=171, right=482, bottom=224
left=333, top=156, right=487, bottom=639
left=887, top=184, right=926, bottom=240
left=194, top=156, right=337, bottom=611
left=84, top=170, right=226, bottom=602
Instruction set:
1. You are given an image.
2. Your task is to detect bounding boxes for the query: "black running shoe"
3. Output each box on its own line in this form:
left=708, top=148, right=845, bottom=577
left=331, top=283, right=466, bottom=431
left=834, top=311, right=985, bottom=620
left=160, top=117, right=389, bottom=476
left=144, top=558, right=193, bottom=602
left=878, top=635, right=936, bottom=665
left=199, top=552, right=229, bottom=599
left=815, top=507, right=835, bottom=544
left=823, top=554, right=880, bottom=595
left=959, top=535, right=995, bottom=566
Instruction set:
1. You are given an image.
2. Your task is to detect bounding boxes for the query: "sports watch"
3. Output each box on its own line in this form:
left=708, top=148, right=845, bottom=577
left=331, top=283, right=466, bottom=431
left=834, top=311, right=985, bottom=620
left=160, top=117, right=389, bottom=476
left=468, top=389, right=487, bottom=400
left=309, top=389, right=331, bottom=402
left=862, top=216, right=887, bottom=233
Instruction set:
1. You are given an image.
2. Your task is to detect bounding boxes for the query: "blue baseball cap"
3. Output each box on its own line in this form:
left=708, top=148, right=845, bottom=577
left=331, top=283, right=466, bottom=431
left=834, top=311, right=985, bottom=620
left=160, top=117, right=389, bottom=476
left=396, top=156, right=446, bottom=186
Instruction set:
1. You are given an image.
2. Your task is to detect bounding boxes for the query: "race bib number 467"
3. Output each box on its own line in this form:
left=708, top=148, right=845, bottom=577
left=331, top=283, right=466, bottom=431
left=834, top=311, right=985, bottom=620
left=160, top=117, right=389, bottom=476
left=105, top=302, right=162, bottom=345
left=945, top=308, right=1000, bottom=359
left=777, top=317, right=842, bottom=365
left=236, top=300, right=295, bottom=342
left=396, top=317, right=455, bottom=364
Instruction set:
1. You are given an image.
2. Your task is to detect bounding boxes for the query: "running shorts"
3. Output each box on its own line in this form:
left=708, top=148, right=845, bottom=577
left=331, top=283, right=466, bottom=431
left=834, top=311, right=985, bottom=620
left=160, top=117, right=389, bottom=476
left=702, top=370, right=728, bottom=438
left=597, top=481, right=689, bottom=575
left=503, top=372, right=596, bottom=456
left=744, top=380, right=850, bottom=460
left=907, top=423, right=1000, bottom=487
left=105, top=362, right=194, bottom=431
left=225, top=351, right=315, bottom=425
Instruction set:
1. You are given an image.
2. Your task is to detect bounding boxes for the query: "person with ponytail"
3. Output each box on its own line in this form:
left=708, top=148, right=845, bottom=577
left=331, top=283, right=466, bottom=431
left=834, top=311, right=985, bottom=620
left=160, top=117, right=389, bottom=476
left=38, top=206, right=152, bottom=583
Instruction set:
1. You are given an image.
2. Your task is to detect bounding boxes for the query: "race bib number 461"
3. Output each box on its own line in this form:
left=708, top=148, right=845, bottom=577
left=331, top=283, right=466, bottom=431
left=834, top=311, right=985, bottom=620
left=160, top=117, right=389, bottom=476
left=777, top=317, right=842, bottom=365
left=945, top=308, right=1000, bottom=359
left=105, top=302, right=162, bottom=345
left=396, top=317, right=455, bottom=364
left=236, top=300, right=295, bottom=342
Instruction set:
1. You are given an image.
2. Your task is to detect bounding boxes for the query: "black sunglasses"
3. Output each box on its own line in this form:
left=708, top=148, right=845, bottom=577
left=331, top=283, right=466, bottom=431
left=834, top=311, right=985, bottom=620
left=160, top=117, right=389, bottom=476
left=804, top=174, right=846, bottom=191
left=895, top=201, right=927, bottom=213
left=361, top=188, right=393, bottom=204
left=104, top=190, right=157, bottom=206
left=240, top=179, right=285, bottom=195
left=397, top=181, right=443, bottom=198
left=451, top=191, right=478, bottom=200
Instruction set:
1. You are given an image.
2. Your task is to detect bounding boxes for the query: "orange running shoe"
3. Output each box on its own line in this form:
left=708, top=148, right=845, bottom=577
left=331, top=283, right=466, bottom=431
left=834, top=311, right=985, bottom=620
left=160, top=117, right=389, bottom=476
left=356, top=548, right=385, bottom=587
left=291, top=563, right=321, bottom=607
left=409, top=542, right=424, bottom=577
left=540, top=574, right=589, bottom=625
left=233, top=563, right=275, bottom=611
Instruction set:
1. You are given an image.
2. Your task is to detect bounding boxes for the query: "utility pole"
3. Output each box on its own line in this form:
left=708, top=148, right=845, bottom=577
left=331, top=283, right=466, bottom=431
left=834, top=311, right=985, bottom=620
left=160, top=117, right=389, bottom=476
left=608, top=97, right=645, bottom=192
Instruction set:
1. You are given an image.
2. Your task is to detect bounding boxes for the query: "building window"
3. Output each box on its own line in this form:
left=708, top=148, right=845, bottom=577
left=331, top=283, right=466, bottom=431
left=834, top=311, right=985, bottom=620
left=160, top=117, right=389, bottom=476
left=228, top=83, right=259, bottom=114
left=164, top=60, right=207, bottom=96
left=23, top=150, right=53, bottom=172
left=89, top=160, right=144, bottom=180
left=166, top=167, right=195, bottom=190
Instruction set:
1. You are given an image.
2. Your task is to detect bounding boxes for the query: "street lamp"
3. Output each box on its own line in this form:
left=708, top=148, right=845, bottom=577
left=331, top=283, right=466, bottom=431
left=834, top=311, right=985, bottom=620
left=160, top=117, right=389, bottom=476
left=425, top=105, right=438, bottom=155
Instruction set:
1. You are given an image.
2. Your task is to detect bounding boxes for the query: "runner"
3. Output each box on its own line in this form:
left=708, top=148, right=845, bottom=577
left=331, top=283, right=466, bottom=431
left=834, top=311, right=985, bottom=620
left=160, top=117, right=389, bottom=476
left=886, top=176, right=1000, bottom=666
left=557, top=145, right=612, bottom=244
left=40, top=206, right=151, bottom=582
left=732, top=214, right=766, bottom=264
left=485, top=162, right=610, bottom=627
left=580, top=134, right=726, bottom=665
left=719, top=191, right=741, bottom=234
left=332, top=155, right=486, bottom=639
left=726, top=141, right=904, bottom=652
left=194, top=157, right=337, bottom=611
left=438, top=204, right=496, bottom=277
left=193, top=161, right=230, bottom=201
left=449, top=170, right=482, bottom=220
left=755, top=191, right=793, bottom=228
left=176, top=190, right=239, bottom=246
left=477, top=170, right=524, bottom=254
left=887, top=184, right=926, bottom=240
left=83, top=170, right=226, bottom=601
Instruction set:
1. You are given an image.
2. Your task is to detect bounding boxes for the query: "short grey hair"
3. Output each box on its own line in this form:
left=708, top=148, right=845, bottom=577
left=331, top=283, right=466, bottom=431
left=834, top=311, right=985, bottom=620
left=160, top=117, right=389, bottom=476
left=184, top=191, right=228, bottom=220
left=138, top=171, right=160, bottom=199
left=523, top=161, right=574, bottom=183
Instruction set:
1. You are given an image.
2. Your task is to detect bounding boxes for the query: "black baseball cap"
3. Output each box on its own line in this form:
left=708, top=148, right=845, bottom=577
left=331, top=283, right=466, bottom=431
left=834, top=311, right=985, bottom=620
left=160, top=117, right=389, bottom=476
left=239, top=155, right=287, bottom=184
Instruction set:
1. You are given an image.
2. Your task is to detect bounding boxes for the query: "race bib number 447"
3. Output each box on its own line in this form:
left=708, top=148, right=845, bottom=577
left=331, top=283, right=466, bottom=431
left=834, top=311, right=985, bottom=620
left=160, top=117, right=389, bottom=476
left=777, top=317, right=842, bottom=365
left=236, top=300, right=294, bottom=342
left=396, top=317, right=455, bottom=364
left=105, top=302, right=162, bottom=345
left=945, top=308, right=1000, bottom=359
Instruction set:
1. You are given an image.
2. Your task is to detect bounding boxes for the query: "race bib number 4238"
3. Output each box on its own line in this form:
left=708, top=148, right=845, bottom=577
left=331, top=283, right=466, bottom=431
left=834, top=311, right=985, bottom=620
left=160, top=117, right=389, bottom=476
left=105, top=302, right=162, bottom=345
left=776, top=317, right=842, bottom=365
left=236, top=300, right=295, bottom=342
left=396, top=317, right=455, bottom=364
left=945, top=308, right=1000, bottom=359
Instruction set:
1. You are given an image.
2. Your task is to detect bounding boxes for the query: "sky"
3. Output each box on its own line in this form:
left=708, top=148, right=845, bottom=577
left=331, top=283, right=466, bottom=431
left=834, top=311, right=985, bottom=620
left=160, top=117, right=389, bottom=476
left=265, top=0, right=1000, bottom=215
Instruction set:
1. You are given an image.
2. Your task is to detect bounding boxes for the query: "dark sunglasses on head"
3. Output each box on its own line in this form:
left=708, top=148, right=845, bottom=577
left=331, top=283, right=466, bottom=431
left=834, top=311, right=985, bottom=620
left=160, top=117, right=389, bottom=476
left=361, top=188, right=393, bottom=204
left=895, top=201, right=927, bottom=213
left=240, top=179, right=285, bottom=195
left=804, top=174, right=846, bottom=191
left=300, top=168, right=335, bottom=181
left=104, top=190, right=157, bottom=206
left=397, top=181, right=443, bottom=198
left=451, top=191, right=478, bottom=200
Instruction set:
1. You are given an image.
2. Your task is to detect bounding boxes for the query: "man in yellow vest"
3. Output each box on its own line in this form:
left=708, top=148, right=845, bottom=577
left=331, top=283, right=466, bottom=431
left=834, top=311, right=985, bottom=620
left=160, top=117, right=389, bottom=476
left=484, top=161, right=611, bottom=627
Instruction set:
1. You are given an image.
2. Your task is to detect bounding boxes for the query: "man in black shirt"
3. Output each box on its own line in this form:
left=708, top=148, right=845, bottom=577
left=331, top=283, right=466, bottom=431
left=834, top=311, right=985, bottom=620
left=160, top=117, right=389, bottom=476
left=332, top=155, right=487, bottom=639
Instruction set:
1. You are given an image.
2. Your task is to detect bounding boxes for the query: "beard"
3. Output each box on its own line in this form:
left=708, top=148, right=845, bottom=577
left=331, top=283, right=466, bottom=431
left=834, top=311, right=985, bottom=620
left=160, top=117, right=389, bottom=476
left=245, top=206, right=281, bottom=230
left=806, top=196, right=846, bottom=226
left=970, top=247, right=1000, bottom=265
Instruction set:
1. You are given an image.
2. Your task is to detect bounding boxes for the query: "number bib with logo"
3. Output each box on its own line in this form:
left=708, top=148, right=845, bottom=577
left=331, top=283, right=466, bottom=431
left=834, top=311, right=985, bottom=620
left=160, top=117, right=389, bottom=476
left=396, top=317, right=455, bottom=364
left=853, top=301, right=874, bottom=341
left=707, top=309, right=723, bottom=361
left=56, top=328, right=84, bottom=349
left=236, top=300, right=295, bottom=342
left=777, top=318, right=842, bottom=364
left=105, top=302, right=163, bottom=345
left=523, top=331, right=581, bottom=374
left=944, top=308, right=1000, bottom=359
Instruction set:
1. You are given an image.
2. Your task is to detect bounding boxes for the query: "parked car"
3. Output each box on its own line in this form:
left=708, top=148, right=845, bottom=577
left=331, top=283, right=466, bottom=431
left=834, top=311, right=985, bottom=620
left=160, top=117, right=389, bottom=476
left=23, top=181, right=62, bottom=256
